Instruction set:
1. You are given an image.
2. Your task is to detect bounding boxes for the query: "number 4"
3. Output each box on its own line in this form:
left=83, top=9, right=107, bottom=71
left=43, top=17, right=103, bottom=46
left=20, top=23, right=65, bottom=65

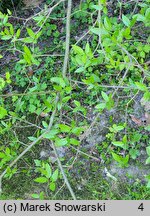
left=138, top=203, right=144, bottom=211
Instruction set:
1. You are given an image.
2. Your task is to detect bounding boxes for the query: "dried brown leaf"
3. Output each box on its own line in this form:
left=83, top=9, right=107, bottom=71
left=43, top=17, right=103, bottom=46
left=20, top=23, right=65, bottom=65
left=130, top=114, right=142, bottom=126
left=40, top=112, right=49, bottom=117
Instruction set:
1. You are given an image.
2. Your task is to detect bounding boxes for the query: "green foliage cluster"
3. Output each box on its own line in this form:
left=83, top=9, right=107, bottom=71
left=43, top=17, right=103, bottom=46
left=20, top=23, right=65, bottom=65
left=0, top=0, right=150, bottom=199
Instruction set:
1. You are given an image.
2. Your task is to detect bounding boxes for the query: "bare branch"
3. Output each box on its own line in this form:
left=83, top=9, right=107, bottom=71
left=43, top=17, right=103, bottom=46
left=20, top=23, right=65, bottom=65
left=62, top=0, right=72, bottom=78
left=51, top=141, right=77, bottom=200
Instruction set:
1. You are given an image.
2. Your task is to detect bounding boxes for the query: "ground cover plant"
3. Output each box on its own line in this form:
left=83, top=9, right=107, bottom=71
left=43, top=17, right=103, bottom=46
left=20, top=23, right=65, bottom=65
left=0, top=0, right=150, bottom=199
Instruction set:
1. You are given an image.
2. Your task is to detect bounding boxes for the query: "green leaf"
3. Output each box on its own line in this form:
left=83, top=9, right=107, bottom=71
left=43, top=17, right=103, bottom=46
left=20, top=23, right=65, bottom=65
left=122, top=135, right=127, bottom=144
left=49, top=182, right=56, bottom=191
left=85, top=42, right=90, bottom=54
left=101, top=91, right=109, bottom=102
left=100, top=0, right=107, bottom=4
left=27, top=28, right=35, bottom=38
left=112, top=152, right=129, bottom=166
left=44, top=99, right=52, bottom=109
left=55, top=138, right=68, bottom=147
left=122, top=155, right=129, bottom=164
left=112, top=141, right=125, bottom=148
left=91, top=27, right=108, bottom=36
left=34, top=159, right=41, bottom=167
left=45, top=163, right=52, bottom=178
left=0, top=107, right=7, bottom=119
left=145, top=8, right=150, bottom=18
left=146, top=174, right=150, bottom=181
left=0, top=77, right=5, bottom=90
left=5, top=71, right=10, bottom=80
left=22, top=37, right=34, bottom=43
left=123, top=27, right=131, bottom=39
left=112, top=152, right=121, bottom=162
left=36, top=31, right=42, bottom=40
left=28, top=136, right=37, bottom=141
left=34, top=177, right=48, bottom=183
left=122, top=14, right=131, bottom=27
left=72, top=45, right=84, bottom=55
left=9, top=24, right=14, bottom=35
left=133, top=14, right=146, bottom=22
left=5, top=72, right=11, bottom=84
left=23, top=45, right=32, bottom=64
left=145, top=125, right=150, bottom=131
left=29, top=104, right=36, bottom=113
left=91, top=5, right=103, bottom=10
left=17, top=59, right=26, bottom=64
left=24, top=45, right=32, bottom=57
left=70, top=138, right=80, bottom=145
left=33, top=15, right=44, bottom=23
left=1, top=35, right=12, bottom=40
left=131, top=133, right=142, bottom=143
left=104, top=17, right=112, bottom=30
left=75, top=67, right=85, bottom=73
left=0, top=152, right=5, bottom=158
left=39, top=191, right=44, bottom=200
left=16, top=29, right=21, bottom=38
left=146, top=157, right=150, bottom=165
left=42, top=121, right=48, bottom=129
left=146, top=146, right=150, bottom=156
left=142, top=92, right=150, bottom=102
left=51, top=169, right=59, bottom=182
left=5, top=147, right=10, bottom=155
left=90, top=74, right=100, bottom=82
left=146, top=180, right=150, bottom=188
left=62, top=96, right=71, bottom=103
left=43, top=129, right=59, bottom=139
left=129, top=149, right=139, bottom=160
left=105, top=97, right=114, bottom=110
left=71, top=127, right=84, bottom=135
left=113, top=124, right=124, bottom=132
left=7, top=9, right=12, bottom=15
left=74, top=100, right=80, bottom=107
left=59, top=124, right=71, bottom=132
left=3, top=14, right=8, bottom=25
left=31, top=194, right=39, bottom=199
left=85, top=42, right=93, bottom=58
left=144, top=44, right=150, bottom=53
left=95, top=103, right=106, bottom=110
left=51, top=77, right=66, bottom=88
left=140, top=51, right=145, bottom=58
left=135, top=82, right=147, bottom=91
